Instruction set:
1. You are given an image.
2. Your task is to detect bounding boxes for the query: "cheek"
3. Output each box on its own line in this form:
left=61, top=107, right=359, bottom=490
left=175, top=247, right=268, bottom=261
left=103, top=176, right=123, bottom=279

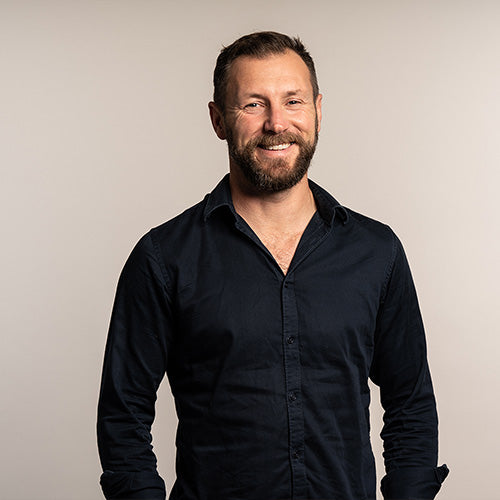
left=235, top=127, right=261, bottom=146
left=234, top=114, right=263, bottom=133
left=292, top=111, right=316, bottom=130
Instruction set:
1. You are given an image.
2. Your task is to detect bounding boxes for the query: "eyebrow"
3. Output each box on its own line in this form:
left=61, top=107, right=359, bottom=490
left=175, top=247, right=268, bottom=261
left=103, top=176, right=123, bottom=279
left=242, top=89, right=305, bottom=99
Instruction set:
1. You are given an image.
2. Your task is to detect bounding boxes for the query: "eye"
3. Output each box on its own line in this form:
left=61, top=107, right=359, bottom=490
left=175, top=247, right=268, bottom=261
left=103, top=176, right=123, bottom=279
left=242, top=102, right=264, bottom=114
left=287, top=99, right=301, bottom=105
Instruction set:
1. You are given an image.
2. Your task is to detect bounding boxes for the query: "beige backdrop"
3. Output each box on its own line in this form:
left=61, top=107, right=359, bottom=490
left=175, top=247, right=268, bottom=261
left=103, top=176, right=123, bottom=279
left=1, top=1, right=499, bottom=499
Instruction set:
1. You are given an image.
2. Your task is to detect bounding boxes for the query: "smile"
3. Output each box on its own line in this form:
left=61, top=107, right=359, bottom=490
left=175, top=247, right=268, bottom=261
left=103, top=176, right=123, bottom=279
left=259, top=142, right=294, bottom=151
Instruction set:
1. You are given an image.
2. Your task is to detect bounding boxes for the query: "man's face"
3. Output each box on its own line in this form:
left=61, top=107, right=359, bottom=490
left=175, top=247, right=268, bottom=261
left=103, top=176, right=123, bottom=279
left=216, top=50, right=322, bottom=193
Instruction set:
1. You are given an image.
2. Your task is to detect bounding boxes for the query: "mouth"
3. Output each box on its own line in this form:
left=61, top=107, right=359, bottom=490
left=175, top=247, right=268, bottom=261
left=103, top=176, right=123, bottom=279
left=258, top=142, right=295, bottom=151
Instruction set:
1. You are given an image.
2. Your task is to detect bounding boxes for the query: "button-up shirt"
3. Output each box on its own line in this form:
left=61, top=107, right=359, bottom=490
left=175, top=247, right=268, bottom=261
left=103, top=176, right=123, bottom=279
left=97, top=175, right=448, bottom=500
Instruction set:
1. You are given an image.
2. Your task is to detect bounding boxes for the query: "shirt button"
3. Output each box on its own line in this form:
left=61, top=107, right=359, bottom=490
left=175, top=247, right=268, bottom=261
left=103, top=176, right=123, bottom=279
left=288, top=392, right=297, bottom=402
left=292, top=450, right=300, bottom=459
left=287, top=336, right=295, bottom=344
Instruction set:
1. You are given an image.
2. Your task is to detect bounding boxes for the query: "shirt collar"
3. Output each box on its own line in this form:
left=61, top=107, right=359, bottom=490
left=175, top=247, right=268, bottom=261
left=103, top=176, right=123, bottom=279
left=203, top=174, right=349, bottom=226
left=308, top=179, right=349, bottom=225
left=203, top=174, right=238, bottom=221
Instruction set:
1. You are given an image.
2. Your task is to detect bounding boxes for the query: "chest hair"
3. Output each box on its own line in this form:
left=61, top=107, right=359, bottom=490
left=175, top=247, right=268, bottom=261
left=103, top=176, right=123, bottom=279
left=259, top=230, right=304, bottom=275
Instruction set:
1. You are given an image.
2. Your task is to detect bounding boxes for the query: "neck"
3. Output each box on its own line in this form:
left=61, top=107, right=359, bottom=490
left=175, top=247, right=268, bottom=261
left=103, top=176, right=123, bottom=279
left=229, top=168, right=317, bottom=235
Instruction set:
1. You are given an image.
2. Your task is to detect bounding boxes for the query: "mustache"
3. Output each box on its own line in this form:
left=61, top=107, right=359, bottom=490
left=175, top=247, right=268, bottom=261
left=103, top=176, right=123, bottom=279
left=248, top=133, right=303, bottom=148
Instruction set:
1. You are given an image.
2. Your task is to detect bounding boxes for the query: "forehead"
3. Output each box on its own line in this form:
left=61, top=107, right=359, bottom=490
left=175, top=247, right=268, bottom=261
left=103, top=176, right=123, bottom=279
left=225, top=50, right=313, bottom=97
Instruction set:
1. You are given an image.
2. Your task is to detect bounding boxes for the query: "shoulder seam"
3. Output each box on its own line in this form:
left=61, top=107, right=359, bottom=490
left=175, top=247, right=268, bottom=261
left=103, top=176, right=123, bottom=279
left=147, top=228, right=173, bottom=294
left=380, top=227, right=397, bottom=306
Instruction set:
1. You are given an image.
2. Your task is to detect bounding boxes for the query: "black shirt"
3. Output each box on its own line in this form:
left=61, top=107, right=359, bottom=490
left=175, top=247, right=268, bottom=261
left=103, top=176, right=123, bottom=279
left=97, top=175, right=448, bottom=500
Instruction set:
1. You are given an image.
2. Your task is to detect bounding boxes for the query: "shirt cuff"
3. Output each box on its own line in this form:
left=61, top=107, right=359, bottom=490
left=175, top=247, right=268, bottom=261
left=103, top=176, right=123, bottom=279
left=100, top=470, right=166, bottom=499
left=380, top=464, right=449, bottom=500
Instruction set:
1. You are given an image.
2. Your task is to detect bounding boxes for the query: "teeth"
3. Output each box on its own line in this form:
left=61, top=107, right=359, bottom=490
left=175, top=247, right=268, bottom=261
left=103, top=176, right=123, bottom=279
left=262, top=143, right=292, bottom=151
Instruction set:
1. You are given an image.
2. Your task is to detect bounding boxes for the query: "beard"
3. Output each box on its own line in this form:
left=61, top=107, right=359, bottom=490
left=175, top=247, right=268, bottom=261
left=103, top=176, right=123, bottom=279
left=226, top=120, right=319, bottom=193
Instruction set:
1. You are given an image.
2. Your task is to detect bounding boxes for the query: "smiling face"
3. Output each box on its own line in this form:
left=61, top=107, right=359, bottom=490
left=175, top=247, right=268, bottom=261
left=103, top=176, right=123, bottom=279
left=209, top=50, right=322, bottom=193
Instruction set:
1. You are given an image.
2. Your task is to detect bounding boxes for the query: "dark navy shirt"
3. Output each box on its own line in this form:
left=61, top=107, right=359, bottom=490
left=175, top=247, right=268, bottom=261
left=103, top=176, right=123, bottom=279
left=97, top=175, right=448, bottom=500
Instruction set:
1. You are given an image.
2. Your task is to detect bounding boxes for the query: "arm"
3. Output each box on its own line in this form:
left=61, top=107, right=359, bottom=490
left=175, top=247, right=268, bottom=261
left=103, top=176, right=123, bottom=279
left=370, top=232, right=448, bottom=500
left=97, top=232, right=173, bottom=499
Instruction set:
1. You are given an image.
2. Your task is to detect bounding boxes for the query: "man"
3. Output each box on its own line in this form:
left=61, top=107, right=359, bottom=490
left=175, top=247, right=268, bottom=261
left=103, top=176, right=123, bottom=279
left=97, top=31, right=448, bottom=500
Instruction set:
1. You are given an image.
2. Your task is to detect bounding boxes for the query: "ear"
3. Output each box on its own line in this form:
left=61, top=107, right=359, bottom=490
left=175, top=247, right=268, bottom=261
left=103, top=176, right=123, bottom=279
left=315, top=94, right=323, bottom=133
left=208, top=101, right=227, bottom=140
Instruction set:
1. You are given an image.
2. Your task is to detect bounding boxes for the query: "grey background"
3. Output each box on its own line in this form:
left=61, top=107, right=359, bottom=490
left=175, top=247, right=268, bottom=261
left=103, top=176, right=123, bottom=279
left=1, top=1, right=499, bottom=499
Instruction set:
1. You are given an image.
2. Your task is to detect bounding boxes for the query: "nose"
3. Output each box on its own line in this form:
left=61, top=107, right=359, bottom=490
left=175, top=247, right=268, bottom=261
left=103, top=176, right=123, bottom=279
left=263, top=104, right=289, bottom=134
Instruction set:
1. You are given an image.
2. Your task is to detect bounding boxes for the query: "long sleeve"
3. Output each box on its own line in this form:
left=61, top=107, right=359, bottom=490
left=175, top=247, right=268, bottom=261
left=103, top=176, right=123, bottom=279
left=97, top=231, right=173, bottom=500
left=370, top=232, right=448, bottom=500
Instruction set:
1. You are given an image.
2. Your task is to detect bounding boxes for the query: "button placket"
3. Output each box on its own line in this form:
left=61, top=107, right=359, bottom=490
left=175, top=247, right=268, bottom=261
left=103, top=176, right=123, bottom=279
left=282, top=276, right=307, bottom=498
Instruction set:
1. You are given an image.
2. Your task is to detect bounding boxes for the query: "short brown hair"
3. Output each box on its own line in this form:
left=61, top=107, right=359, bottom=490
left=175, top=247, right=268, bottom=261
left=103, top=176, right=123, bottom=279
left=213, top=31, right=319, bottom=111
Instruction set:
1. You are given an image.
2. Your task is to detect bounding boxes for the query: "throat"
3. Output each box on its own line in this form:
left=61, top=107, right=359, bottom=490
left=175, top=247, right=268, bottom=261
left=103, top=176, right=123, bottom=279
left=229, top=176, right=318, bottom=273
